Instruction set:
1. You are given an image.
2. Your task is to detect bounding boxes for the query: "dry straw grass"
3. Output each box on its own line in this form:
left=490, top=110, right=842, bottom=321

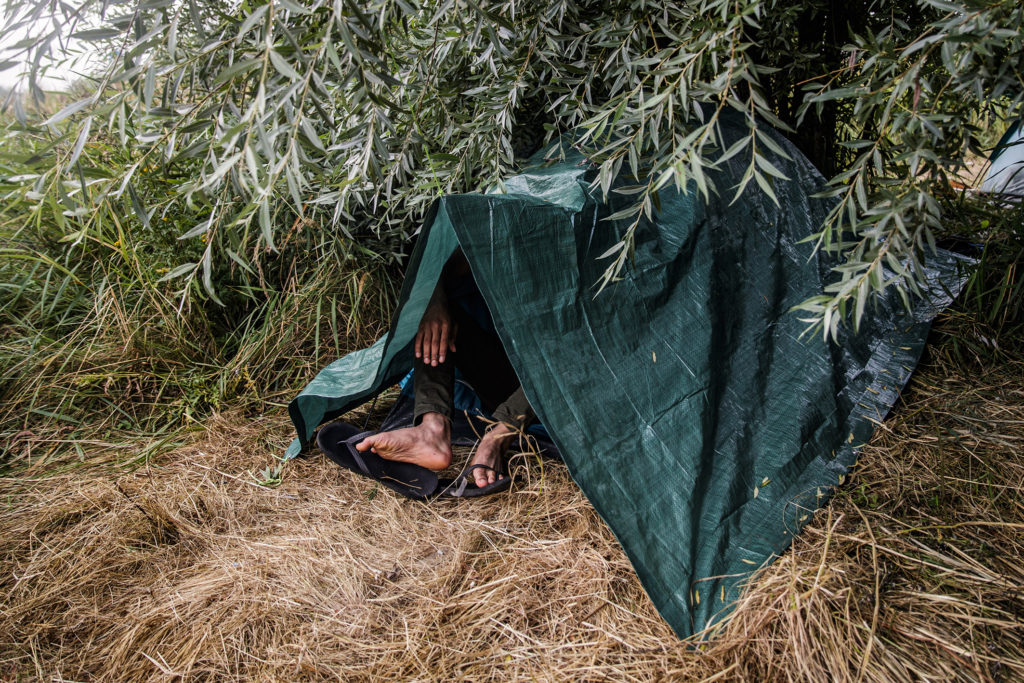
left=2, top=357, right=1023, bottom=681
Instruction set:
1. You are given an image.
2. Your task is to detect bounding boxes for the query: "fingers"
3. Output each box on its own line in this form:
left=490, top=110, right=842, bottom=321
left=417, top=305, right=456, bottom=366
left=420, top=321, right=454, bottom=366
left=355, top=435, right=374, bottom=452
left=425, top=323, right=438, bottom=366
left=425, top=324, right=436, bottom=365
left=438, top=323, right=449, bottom=365
left=418, top=323, right=437, bottom=366
left=428, top=323, right=439, bottom=366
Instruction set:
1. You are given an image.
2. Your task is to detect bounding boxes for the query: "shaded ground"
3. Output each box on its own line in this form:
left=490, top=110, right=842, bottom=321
left=1, top=358, right=1023, bottom=681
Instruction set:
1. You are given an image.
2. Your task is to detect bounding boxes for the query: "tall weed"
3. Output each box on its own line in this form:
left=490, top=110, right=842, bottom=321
left=0, top=115, right=398, bottom=473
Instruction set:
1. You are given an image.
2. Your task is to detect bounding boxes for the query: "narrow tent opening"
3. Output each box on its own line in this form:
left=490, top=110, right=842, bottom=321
left=375, top=249, right=558, bottom=456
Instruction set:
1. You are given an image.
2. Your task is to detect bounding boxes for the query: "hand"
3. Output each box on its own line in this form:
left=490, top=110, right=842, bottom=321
left=415, top=299, right=457, bottom=366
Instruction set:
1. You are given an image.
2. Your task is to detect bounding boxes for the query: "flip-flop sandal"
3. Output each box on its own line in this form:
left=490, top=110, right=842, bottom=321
left=316, top=421, right=439, bottom=500
left=439, top=463, right=514, bottom=498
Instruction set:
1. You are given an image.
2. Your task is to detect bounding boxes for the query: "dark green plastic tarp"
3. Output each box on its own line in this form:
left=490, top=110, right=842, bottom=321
left=285, top=120, right=964, bottom=637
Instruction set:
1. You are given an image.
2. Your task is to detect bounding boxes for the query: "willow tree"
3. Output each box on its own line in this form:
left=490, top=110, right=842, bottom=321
left=3, top=0, right=1022, bottom=335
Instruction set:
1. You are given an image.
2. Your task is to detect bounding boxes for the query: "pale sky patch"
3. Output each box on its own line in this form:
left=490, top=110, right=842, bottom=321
left=0, top=15, right=102, bottom=91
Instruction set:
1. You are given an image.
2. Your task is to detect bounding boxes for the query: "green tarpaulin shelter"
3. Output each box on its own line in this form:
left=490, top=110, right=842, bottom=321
left=285, top=120, right=964, bottom=637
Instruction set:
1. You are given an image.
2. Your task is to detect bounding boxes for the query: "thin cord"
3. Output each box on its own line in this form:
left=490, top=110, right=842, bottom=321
left=361, top=393, right=380, bottom=431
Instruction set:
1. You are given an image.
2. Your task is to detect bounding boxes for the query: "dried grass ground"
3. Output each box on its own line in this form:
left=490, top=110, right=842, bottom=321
left=2, top=357, right=1023, bottom=681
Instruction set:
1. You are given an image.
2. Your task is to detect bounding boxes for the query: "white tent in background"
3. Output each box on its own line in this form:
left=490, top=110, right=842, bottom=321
left=981, top=120, right=1024, bottom=199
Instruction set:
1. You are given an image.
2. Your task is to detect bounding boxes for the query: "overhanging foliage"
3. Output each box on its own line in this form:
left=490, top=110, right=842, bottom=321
left=2, top=0, right=1022, bottom=336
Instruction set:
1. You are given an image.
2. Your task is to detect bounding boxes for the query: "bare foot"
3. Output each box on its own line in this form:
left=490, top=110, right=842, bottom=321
left=470, top=423, right=516, bottom=487
left=355, top=413, right=452, bottom=470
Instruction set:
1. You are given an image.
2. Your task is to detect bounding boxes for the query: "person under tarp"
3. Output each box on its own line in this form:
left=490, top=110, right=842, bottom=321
left=351, top=250, right=536, bottom=495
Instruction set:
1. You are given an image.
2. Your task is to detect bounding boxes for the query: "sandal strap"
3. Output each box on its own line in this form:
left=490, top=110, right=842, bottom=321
left=343, top=431, right=376, bottom=476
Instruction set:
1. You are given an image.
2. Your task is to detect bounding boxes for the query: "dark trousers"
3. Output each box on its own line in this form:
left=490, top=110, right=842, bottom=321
left=413, top=303, right=535, bottom=430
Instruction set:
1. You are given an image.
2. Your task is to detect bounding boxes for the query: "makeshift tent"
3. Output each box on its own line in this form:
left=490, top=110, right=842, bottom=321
left=285, top=116, right=965, bottom=637
left=981, top=119, right=1024, bottom=197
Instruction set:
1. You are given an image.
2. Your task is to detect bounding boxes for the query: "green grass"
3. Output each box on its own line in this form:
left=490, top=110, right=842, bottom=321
left=0, top=118, right=399, bottom=473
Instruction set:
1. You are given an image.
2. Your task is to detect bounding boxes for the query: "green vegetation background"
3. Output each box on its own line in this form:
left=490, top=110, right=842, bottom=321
left=2, top=0, right=1024, bottom=475
left=0, top=92, right=399, bottom=473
